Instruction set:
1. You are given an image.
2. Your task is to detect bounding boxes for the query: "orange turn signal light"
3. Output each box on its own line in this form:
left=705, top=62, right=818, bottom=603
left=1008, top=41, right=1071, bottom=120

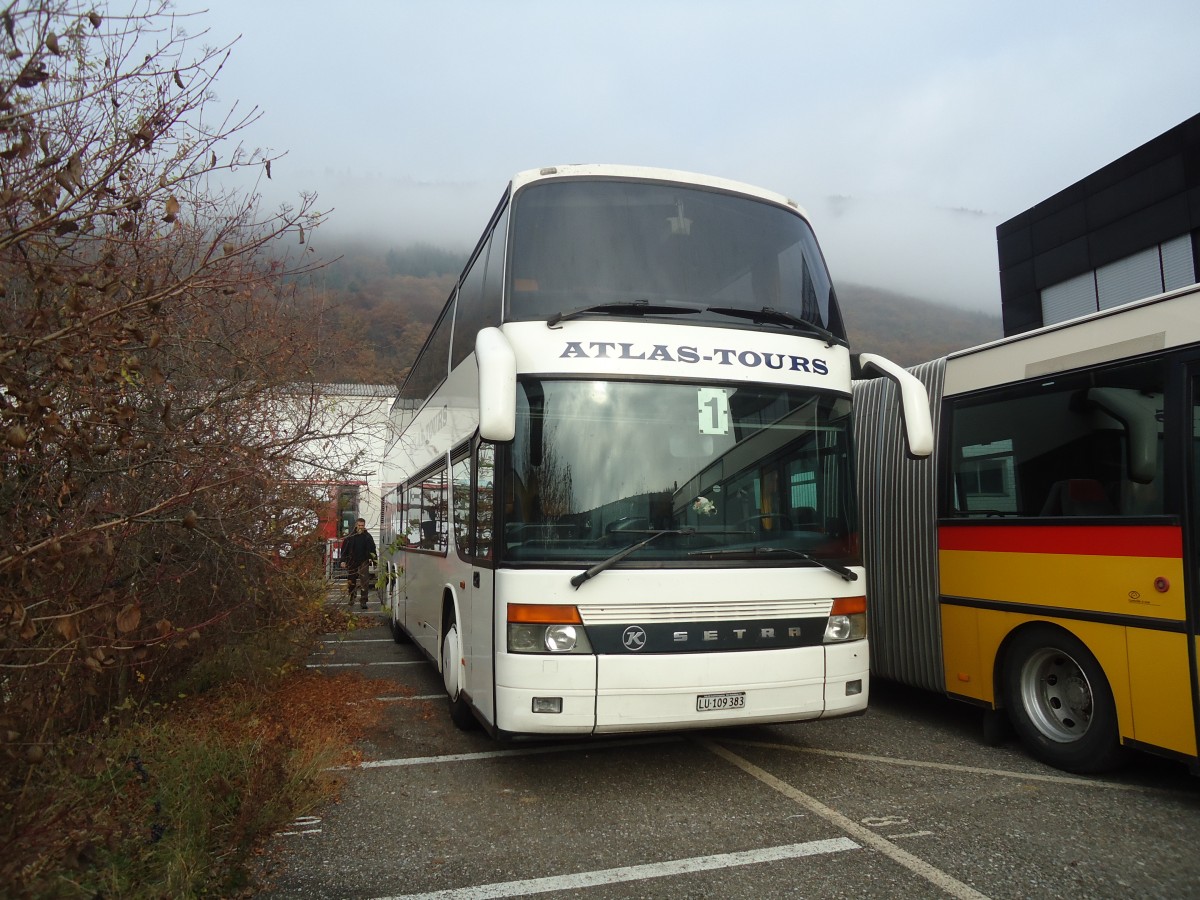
left=507, top=603, right=583, bottom=624
left=831, top=596, right=866, bottom=616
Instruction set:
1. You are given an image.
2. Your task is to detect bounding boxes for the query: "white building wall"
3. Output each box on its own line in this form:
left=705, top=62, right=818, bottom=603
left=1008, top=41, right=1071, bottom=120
left=283, top=384, right=395, bottom=547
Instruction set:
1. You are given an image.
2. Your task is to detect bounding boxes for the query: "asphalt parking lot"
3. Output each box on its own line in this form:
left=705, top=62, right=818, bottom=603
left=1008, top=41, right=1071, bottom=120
left=256, top=601, right=1200, bottom=899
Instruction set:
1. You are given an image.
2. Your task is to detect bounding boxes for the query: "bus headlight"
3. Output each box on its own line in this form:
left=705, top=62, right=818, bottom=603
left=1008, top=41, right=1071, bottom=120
left=545, top=624, right=578, bottom=652
left=509, top=624, right=543, bottom=653
left=507, top=604, right=593, bottom=654
left=823, top=596, right=867, bottom=643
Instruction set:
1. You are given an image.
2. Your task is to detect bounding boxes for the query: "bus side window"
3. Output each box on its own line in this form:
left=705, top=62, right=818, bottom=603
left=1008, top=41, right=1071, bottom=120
left=429, top=467, right=448, bottom=552
left=452, top=451, right=472, bottom=559
left=948, top=361, right=1166, bottom=519
left=475, top=442, right=495, bottom=562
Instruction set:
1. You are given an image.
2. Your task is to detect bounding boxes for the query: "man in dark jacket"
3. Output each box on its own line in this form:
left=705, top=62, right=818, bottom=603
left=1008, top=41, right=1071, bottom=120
left=339, top=518, right=377, bottom=610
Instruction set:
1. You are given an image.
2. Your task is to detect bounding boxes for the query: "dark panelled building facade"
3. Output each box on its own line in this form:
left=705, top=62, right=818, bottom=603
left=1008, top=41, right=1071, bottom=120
left=997, top=112, right=1200, bottom=337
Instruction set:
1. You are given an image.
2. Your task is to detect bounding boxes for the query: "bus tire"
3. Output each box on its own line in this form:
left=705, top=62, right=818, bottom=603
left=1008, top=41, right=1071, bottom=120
left=389, top=611, right=409, bottom=644
left=441, top=620, right=478, bottom=730
left=1001, top=625, right=1126, bottom=774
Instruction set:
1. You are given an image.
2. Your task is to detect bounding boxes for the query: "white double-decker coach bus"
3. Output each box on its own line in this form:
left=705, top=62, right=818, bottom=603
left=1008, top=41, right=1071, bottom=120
left=380, top=164, right=931, bottom=736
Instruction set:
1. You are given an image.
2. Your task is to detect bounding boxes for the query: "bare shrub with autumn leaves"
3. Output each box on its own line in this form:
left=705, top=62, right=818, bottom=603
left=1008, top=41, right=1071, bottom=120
left=0, top=0, right=367, bottom=778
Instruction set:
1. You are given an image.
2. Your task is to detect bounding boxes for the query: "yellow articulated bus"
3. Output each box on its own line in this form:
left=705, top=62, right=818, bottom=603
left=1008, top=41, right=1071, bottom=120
left=854, top=283, right=1200, bottom=773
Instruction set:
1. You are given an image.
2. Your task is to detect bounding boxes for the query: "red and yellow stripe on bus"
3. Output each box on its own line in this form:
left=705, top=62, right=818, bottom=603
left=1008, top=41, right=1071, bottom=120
left=937, top=523, right=1195, bottom=759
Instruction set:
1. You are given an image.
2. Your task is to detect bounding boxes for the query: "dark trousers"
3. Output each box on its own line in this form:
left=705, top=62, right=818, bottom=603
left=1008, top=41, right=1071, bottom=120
left=346, top=561, right=371, bottom=605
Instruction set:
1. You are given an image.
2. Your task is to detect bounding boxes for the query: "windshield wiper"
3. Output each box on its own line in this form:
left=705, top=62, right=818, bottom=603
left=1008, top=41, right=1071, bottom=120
left=570, top=529, right=693, bottom=589
left=687, top=546, right=859, bottom=582
left=705, top=306, right=841, bottom=347
left=548, top=299, right=701, bottom=329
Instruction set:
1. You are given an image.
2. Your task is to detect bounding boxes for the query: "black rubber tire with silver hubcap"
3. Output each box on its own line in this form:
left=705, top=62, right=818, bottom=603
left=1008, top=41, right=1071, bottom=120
left=1002, top=625, right=1125, bottom=774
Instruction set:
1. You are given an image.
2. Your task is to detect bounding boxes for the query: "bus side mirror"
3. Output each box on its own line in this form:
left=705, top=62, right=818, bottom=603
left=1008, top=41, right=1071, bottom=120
left=476, top=327, right=516, bottom=442
left=857, top=353, right=934, bottom=458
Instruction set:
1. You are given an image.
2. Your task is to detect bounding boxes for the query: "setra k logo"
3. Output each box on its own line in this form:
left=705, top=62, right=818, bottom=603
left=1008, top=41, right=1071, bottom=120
left=622, top=625, right=647, bottom=652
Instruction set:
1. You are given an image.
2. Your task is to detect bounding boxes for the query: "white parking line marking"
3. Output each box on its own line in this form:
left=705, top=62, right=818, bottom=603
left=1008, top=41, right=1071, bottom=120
left=305, top=660, right=425, bottom=668
left=370, top=837, right=859, bottom=899
left=700, top=739, right=990, bottom=900
left=376, top=694, right=443, bottom=702
left=321, top=638, right=396, bottom=643
left=346, top=736, right=682, bottom=770
left=720, top=737, right=1160, bottom=793
left=274, top=816, right=322, bottom=836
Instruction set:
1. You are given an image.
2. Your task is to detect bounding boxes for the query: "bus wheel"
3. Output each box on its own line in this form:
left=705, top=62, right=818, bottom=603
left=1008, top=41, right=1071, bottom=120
left=441, top=621, right=478, bottom=730
left=1002, top=626, right=1126, bottom=774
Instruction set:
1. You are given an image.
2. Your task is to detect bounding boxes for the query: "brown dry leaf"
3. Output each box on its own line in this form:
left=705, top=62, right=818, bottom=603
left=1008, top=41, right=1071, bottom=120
left=56, top=615, right=80, bottom=642
left=116, top=604, right=141, bottom=634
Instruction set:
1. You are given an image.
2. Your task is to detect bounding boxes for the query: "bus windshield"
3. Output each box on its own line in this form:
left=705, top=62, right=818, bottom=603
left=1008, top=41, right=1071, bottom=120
left=507, top=179, right=840, bottom=338
left=502, top=380, right=857, bottom=566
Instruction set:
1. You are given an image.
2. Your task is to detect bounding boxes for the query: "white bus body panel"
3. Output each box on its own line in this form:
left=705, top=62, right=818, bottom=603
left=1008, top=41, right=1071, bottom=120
left=385, top=358, right=478, bottom=478
left=401, top=552, right=455, bottom=663
left=944, top=284, right=1200, bottom=397
left=491, top=567, right=866, bottom=735
left=591, top=643, right=867, bottom=733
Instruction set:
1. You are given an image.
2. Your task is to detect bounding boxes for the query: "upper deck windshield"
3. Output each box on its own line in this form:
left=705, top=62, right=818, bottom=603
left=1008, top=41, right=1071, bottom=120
left=502, top=380, right=857, bottom=569
left=507, top=179, right=842, bottom=340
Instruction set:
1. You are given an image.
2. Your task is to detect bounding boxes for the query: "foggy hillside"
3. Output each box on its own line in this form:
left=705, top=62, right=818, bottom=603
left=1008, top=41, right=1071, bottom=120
left=307, top=244, right=1002, bottom=382
left=837, top=282, right=1002, bottom=366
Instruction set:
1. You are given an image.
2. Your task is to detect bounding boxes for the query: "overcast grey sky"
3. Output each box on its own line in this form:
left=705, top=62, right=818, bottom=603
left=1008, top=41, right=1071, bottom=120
left=191, top=0, right=1200, bottom=314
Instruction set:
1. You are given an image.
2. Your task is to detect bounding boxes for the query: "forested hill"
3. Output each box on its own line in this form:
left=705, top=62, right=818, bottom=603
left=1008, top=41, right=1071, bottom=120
left=305, top=243, right=1002, bottom=382
left=837, top=283, right=1001, bottom=366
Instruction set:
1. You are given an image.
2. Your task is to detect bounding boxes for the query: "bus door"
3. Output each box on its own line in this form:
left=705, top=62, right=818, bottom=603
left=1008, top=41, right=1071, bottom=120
left=452, top=441, right=497, bottom=722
